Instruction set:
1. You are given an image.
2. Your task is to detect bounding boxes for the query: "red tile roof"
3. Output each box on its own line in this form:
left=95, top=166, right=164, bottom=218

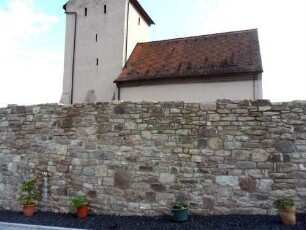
left=115, top=29, right=263, bottom=84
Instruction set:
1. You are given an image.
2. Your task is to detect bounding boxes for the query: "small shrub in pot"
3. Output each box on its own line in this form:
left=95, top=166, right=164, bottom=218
left=274, top=198, right=296, bottom=225
left=172, top=201, right=188, bottom=222
left=70, top=196, right=89, bottom=218
left=16, top=177, right=40, bottom=217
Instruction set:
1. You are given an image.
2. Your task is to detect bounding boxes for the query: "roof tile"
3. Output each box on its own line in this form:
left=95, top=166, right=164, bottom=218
left=115, top=29, right=263, bottom=84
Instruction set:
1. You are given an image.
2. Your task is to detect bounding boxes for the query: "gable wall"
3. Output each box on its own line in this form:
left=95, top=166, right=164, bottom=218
left=125, top=2, right=150, bottom=61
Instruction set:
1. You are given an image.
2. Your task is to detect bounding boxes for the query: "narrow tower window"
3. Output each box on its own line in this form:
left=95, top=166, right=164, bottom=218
left=96, top=58, right=99, bottom=66
left=85, top=8, right=87, bottom=16
left=138, top=17, right=141, bottom=25
left=104, top=5, right=107, bottom=14
left=96, top=34, right=98, bottom=42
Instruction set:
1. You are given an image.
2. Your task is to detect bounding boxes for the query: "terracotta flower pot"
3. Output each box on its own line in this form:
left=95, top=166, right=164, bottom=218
left=279, top=206, right=296, bottom=225
left=77, top=205, right=89, bottom=218
left=23, top=204, right=36, bottom=217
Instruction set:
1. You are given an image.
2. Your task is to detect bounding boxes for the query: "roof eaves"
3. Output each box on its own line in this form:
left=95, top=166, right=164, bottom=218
left=130, top=0, right=155, bottom=26
left=115, top=68, right=263, bottom=84
left=63, top=0, right=70, bottom=11
left=63, top=0, right=154, bottom=26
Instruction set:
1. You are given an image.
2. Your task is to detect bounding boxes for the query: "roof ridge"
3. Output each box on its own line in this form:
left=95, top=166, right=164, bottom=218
left=138, top=28, right=258, bottom=45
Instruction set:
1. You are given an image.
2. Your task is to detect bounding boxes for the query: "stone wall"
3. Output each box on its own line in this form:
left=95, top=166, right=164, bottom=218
left=0, top=100, right=305, bottom=216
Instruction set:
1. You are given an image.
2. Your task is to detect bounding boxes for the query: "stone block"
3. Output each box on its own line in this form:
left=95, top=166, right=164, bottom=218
left=56, top=145, right=67, bottom=155
left=87, top=190, right=97, bottom=199
left=257, top=163, right=273, bottom=169
left=208, top=114, right=220, bottom=121
left=237, top=161, right=256, bottom=169
left=270, top=189, right=297, bottom=197
left=258, top=106, right=271, bottom=111
left=47, top=166, right=56, bottom=173
left=12, top=155, right=21, bottom=163
left=0, top=183, right=4, bottom=192
left=7, top=163, right=17, bottom=173
left=159, top=173, right=175, bottom=183
left=215, top=150, right=231, bottom=157
left=251, top=149, right=270, bottom=162
left=234, top=150, right=250, bottom=160
left=57, top=165, right=68, bottom=173
left=215, top=176, right=239, bottom=187
left=114, top=171, right=129, bottom=188
left=258, top=179, right=273, bottom=192
left=176, top=129, right=189, bottom=136
left=248, top=169, right=265, bottom=178
left=103, top=177, right=114, bottom=186
left=250, top=193, right=269, bottom=201
left=191, top=155, right=203, bottom=163
left=95, top=150, right=115, bottom=160
left=124, top=190, right=144, bottom=202
left=224, top=142, right=241, bottom=150
left=0, top=121, right=9, bottom=127
left=277, top=141, right=295, bottom=153
left=208, top=137, right=223, bottom=150
left=142, top=131, right=152, bottom=140
left=145, top=192, right=157, bottom=202
left=95, top=165, right=108, bottom=177
left=203, top=197, right=215, bottom=210
left=86, top=127, right=97, bottom=135
left=239, top=178, right=257, bottom=192
left=199, top=127, right=217, bottom=137
left=71, top=158, right=82, bottom=166
left=277, top=163, right=298, bottom=172
left=196, top=138, right=208, bottom=148
left=139, top=165, right=153, bottom=172
left=151, top=184, right=166, bottom=192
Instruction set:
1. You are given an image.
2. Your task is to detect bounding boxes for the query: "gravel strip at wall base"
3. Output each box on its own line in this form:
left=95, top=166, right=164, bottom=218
left=0, top=211, right=305, bottom=230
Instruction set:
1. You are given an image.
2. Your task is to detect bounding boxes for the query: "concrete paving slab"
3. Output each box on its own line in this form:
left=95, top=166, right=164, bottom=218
left=0, top=222, right=85, bottom=230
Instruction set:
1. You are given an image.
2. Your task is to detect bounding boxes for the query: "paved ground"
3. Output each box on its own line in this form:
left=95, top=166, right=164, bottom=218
left=0, top=222, right=83, bottom=230
left=0, top=210, right=305, bottom=230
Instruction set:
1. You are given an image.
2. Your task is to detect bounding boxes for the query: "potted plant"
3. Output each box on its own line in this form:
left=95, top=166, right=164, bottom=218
left=16, top=177, right=40, bottom=217
left=172, top=201, right=188, bottom=222
left=70, top=196, right=89, bottom=218
left=274, top=198, right=296, bottom=225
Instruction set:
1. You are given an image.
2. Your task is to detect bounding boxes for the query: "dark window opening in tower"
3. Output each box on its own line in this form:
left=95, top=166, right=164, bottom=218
left=104, top=5, right=107, bottom=14
left=85, top=8, right=87, bottom=16
left=138, top=17, right=141, bottom=25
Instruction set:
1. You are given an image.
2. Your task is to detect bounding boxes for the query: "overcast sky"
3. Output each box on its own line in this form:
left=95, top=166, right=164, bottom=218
left=0, top=0, right=305, bottom=107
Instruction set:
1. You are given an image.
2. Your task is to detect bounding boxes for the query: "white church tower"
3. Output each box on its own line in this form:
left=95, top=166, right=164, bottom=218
left=60, top=0, right=154, bottom=104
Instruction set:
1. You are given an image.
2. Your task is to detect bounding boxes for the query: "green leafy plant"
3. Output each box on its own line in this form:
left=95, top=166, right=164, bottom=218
left=70, top=196, right=87, bottom=209
left=173, top=201, right=188, bottom=209
left=16, top=177, right=40, bottom=207
left=274, top=198, right=294, bottom=210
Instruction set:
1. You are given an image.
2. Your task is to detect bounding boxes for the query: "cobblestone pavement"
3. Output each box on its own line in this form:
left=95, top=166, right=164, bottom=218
left=0, top=222, right=84, bottom=230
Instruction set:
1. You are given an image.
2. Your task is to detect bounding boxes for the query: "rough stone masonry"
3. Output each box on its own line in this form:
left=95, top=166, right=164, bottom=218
left=0, top=100, right=305, bottom=216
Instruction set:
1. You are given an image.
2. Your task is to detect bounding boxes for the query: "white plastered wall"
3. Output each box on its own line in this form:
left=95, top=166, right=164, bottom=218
left=61, top=12, right=76, bottom=104
left=61, top=0, right=128, bottom=104
left=125, top=3, right=150, bottom=61
left=120, top=78, right=263, bottom=103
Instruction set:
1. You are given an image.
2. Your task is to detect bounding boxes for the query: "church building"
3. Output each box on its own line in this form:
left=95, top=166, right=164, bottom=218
left=60, top=0, right=263, bottom=104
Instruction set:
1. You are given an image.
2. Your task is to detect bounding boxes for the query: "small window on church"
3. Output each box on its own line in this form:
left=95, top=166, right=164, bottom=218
left=138, top=17, right=141, bottom=25
left=96, top=58, right=99, bottom=66
left=85, top=8, right=87, bottom=16
left=104, top=5, right=107, bottom=14
left=96, top=34, right=98, bottom=42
